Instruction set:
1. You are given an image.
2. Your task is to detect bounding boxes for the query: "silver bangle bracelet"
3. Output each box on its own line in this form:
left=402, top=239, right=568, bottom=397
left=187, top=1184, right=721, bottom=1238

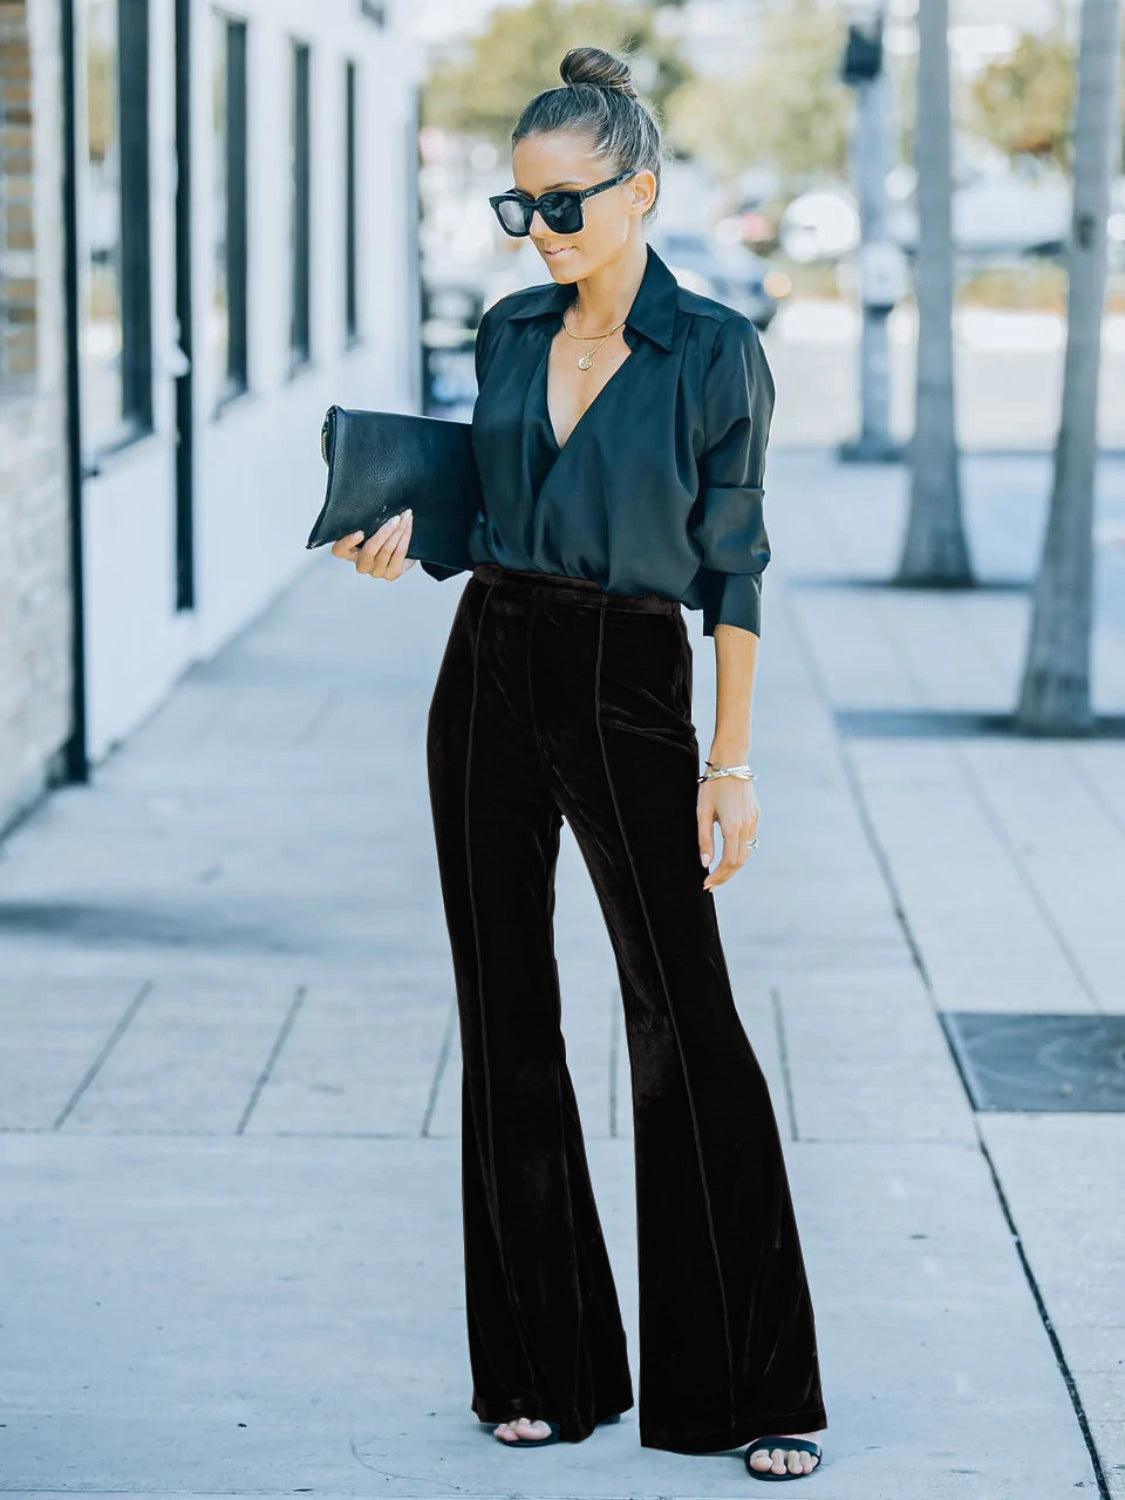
left=698, top=764, right=757, bottom=784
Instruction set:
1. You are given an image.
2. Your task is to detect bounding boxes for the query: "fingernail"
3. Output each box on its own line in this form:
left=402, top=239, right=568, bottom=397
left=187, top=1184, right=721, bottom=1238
left=351, top=531, right=364, bottom=541
left=403, top=508, right=412, bottom=518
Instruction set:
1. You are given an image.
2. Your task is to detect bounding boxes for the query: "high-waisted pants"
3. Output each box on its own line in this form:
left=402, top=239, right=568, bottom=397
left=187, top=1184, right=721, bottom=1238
left=424, top=560, right=827, bottom=1454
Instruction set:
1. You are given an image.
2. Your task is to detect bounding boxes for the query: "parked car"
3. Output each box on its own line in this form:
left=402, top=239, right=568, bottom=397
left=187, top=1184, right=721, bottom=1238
left=420, top=258, right=489, bottom=414
left=421, top=259, right=486, bottom=336
left=648, top=229, right=779, bottom=329
left=886, top=166, right=1072, bottom=263
left=778, top=189, right=860, bottom=263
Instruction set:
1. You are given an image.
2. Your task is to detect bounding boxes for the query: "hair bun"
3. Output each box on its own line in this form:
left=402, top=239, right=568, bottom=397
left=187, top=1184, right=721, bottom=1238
left=559, top=46, right=637, bottom=100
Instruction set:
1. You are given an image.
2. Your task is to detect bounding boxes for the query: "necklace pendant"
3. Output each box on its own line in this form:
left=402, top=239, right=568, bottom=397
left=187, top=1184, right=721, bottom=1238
left=577, top=352, right=593, bottom=370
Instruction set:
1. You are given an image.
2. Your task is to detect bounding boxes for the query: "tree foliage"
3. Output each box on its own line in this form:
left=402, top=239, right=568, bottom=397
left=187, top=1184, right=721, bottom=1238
left=967, top=28, right=1125, bottom=171
left=969, top=34, right=1076, bottom=167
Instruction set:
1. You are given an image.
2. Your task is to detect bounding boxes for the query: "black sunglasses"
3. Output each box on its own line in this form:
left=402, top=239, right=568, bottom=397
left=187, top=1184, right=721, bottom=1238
left=489, top=169, right=637, bottom=237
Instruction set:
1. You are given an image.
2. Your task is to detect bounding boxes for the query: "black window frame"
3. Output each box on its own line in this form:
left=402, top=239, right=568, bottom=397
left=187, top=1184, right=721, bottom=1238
left=288, top=39, right=311, bottom=373
left=344, top=58, right=359, bottom=346
left=84, top=0, right=154, bottom=457
left=212, top=11, right=248, bottom=410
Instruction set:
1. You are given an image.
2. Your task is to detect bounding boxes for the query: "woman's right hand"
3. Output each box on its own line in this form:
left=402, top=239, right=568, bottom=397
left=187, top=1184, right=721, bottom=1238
left=331, top=509, right=416, bottom=580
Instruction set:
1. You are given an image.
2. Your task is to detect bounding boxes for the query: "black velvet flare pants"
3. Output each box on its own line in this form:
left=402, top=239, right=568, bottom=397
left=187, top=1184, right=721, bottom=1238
left=424, top=561, right=827, bottom=1454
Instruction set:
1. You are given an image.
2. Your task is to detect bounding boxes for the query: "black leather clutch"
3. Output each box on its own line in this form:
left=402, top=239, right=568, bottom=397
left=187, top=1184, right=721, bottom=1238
left=306, top=405, right=482, bottom=570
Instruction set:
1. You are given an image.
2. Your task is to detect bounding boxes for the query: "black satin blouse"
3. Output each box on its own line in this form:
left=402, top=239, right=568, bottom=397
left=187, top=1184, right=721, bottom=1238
left=421, top=241, right=775, bottom=637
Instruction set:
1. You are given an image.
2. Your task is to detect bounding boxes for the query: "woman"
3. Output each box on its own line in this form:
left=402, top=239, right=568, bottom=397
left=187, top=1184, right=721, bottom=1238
left=332, top=45, right=826, bottom=1485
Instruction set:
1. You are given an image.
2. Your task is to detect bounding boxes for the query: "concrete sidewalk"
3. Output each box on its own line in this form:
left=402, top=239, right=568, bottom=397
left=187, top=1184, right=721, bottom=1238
left=1, top=447, right=1123, bottom=1499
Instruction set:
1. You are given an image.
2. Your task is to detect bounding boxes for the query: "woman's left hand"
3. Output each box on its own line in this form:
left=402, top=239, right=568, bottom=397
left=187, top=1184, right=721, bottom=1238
left=698, top=776, right=760, bottom=891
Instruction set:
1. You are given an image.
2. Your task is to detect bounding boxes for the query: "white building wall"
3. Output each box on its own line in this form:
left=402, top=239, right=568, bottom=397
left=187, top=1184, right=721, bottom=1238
left=81, top=0, right=421, bottom=761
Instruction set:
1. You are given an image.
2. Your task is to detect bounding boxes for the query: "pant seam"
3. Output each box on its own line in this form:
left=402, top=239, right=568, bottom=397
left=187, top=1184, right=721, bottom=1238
left=591, top=604, right=737, bottom=1433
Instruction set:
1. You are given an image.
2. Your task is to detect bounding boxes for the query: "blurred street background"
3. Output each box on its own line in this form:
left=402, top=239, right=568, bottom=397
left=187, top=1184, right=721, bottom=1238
left=1, top=1, right=1124, bottom=1496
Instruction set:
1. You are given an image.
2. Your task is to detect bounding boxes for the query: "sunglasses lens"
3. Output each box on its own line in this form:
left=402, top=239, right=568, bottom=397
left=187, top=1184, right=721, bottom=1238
left=495, top=198, right=531, bottom=236
left=540, top=194, right=582, bottom=233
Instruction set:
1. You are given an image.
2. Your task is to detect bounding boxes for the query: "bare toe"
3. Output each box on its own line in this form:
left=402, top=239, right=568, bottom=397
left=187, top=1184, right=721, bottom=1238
left=495, top=1415, right=552, bottom=1442
left=513, top=1417, right=552, bottom=1441
left=747, top=1432, right=822, bottom=1479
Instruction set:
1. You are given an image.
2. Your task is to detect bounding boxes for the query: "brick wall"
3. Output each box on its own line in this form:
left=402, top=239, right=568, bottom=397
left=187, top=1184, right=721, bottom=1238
left=1, top=0, right=37, bottom=380
left=0, top=0, right=74, bottom=837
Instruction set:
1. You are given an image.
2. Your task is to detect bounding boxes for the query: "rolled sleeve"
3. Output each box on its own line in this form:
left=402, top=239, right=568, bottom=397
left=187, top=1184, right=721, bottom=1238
left=691, top=314, right=775, bottom=638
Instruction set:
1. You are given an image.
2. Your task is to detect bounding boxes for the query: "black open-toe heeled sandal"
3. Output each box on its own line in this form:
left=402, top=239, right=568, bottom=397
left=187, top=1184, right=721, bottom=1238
left=744, top=1436, right=823, bottom=1481
left=480, top=1411, right=622, bottom=1448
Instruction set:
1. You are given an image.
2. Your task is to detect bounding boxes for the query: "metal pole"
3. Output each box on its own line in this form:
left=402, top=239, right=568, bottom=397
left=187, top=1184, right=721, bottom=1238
left=839, top=1, right=903, bottom=463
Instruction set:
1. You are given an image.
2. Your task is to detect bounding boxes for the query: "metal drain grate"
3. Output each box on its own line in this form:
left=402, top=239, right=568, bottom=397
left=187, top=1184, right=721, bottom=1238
left=940, top=1013, right=1125, bottom=1112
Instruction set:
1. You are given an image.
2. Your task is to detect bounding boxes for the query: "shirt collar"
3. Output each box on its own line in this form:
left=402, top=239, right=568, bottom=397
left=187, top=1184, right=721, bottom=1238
left=503, top=241, right=678, bottom=352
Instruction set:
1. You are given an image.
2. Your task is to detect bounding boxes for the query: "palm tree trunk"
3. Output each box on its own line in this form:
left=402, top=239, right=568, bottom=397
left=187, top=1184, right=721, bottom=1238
left=896, top=0, right=972, bottom=585
left=1015, top=0, right=1122, bottom=734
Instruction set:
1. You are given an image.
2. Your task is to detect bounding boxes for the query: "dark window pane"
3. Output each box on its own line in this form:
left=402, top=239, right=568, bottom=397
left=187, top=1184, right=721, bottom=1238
left=289, top=41, right=310, bottom=367
left=345, top=60, right=358, bottom=342
left=83, top=0, right=151, bottom=452
left=212, top=13, right=248, bottom=406
left=210, top=15, right=228, bottom=394
left=83, top=0, right=124, bottom=441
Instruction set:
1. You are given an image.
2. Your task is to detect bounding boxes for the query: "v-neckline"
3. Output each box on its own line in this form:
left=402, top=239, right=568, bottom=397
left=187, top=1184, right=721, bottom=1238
left=542, top=323, right=635, bottom=454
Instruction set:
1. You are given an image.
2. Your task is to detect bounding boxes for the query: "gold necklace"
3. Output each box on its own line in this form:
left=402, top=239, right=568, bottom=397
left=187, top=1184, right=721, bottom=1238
left=561, top=308, right=627, bottom=370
